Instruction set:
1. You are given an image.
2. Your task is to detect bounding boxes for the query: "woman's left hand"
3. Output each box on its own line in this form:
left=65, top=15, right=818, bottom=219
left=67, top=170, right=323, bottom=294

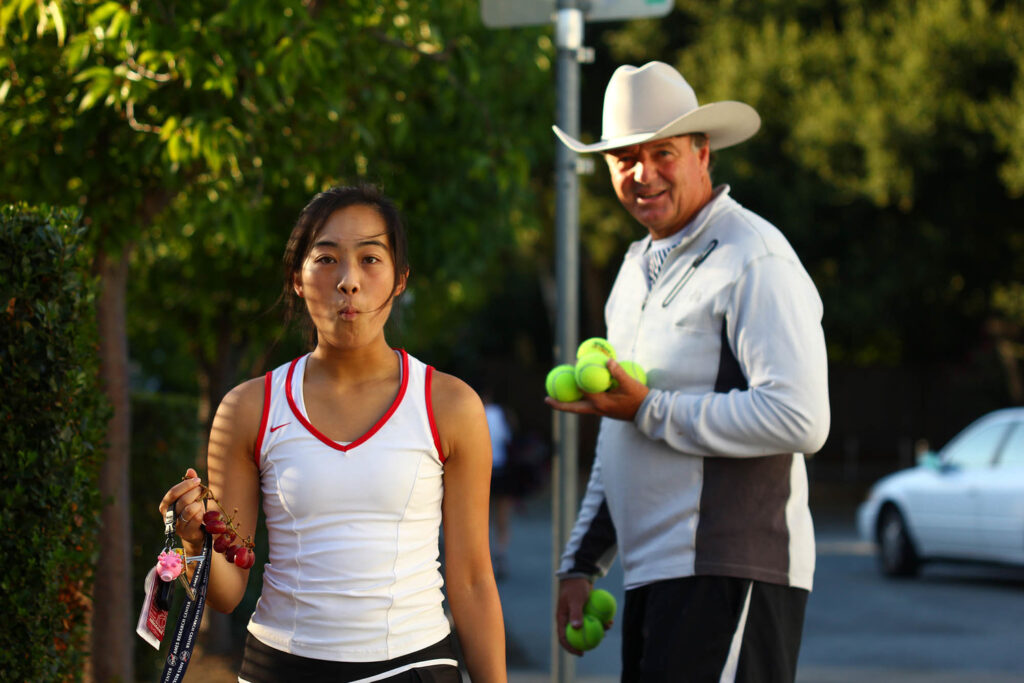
left=158, top=466, right=207, bottom=552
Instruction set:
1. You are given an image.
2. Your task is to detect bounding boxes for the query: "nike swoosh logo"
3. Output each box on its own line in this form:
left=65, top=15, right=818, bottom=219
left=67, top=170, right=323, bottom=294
left=270, top=422, right=291, bottom=432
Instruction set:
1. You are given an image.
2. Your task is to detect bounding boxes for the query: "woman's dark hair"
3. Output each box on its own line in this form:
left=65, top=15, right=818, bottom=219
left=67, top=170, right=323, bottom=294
left=281, top=184, right=410, bottom=347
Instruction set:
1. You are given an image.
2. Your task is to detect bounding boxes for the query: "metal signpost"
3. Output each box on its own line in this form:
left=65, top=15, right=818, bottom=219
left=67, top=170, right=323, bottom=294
left=551, top=7, right=583, bottom=681
left=479, top=2, right=672, bottom=681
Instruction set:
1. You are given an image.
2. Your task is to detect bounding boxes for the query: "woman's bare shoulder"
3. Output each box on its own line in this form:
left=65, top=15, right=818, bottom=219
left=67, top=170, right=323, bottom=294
left=226, top=375, right=266, bottom=408
left=214, top=376, right=268, bottom=435
left=429, top=370, right=485, bottom=427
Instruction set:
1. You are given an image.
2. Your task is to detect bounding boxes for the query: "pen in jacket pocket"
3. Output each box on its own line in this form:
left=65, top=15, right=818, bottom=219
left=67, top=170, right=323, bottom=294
left=662, top=239, right=719, bottom=307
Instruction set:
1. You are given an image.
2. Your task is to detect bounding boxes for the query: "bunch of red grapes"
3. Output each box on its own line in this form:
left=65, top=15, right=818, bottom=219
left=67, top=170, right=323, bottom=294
left=200, top=495, right=255, bottom=569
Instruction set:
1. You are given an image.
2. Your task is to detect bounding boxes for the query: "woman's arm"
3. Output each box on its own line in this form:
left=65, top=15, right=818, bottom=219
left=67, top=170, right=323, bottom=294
left=158, top=377, right=263, bottom=613
left=432, top=372, right=507, bottom=682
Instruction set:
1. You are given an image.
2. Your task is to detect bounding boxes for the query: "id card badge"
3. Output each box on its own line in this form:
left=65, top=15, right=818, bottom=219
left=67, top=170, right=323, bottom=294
left=136, top=567, right=168, bottom=650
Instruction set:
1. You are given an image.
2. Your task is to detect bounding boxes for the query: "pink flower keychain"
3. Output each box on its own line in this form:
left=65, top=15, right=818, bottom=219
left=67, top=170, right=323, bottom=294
left=156, top=549, right=184, bottom=582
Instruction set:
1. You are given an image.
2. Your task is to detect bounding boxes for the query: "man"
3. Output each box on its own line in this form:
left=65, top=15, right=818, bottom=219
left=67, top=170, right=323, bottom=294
left=547, top=61, right=830, bottom=682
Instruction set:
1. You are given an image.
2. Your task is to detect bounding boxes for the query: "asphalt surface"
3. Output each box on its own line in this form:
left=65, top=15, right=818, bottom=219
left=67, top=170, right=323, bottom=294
left=496, top=490, right=1024, bottom=683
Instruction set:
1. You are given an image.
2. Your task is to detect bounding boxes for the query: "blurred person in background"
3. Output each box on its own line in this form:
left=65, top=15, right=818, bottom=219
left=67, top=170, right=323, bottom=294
left=482, top=387, right=514, bottom=580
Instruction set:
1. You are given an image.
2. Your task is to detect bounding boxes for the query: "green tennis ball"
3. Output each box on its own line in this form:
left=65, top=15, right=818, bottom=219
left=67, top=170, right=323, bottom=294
left=575, top=353, right=611, bottom=393
left=576, top=337, right=617, bottom=361
left=611, top=360, right=648, bottom=389
left=584, top=588, right=617, bottom=626
left=565, top=615, right=605, bottom=651
left=545, top=364, right=583, bottom=402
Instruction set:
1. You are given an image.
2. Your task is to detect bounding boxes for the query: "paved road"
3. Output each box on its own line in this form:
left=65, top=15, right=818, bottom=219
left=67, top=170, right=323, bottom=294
left=800, top=527, right=1024, bottom=682
left=496, top=496, right=623, bottom=682
left=499, top=494, right=1024, bottom=683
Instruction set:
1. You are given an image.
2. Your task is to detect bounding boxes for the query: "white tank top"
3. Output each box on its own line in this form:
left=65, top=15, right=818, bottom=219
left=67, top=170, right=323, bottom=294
left=246, top=350, right=451, bottom=662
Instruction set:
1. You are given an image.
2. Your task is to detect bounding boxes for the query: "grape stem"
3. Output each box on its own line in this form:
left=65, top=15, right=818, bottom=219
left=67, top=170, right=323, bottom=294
left=198, top=483, right=255, bottom=549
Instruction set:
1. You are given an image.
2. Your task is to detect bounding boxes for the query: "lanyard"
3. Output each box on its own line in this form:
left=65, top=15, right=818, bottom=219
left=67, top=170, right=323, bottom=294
left=159, top=531, right=212, bottom=682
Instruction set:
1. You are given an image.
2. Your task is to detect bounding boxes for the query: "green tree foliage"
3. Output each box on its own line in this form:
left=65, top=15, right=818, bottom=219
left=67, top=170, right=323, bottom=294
left=587, top=1, right=1024, bottom=373
left=0, top=204, right=109, bottom=682
left=0, top=0, right=555, bottom=394
left=2, top=1, right=556, bottom=360
left=115, top=1, right=559, bottom=393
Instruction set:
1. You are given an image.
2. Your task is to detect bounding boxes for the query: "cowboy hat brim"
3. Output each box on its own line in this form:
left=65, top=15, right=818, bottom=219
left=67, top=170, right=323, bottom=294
left=553, top=101, right=761, bottom=154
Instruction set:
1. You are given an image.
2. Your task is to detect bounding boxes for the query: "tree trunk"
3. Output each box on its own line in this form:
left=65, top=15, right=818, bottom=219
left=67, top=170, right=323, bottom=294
left=91, top=247, right=134, bottom=683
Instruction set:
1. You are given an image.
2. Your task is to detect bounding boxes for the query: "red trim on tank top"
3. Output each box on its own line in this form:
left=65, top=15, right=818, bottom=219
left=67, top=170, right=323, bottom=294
left=253, top=370, right=273, bottom=468
left=284, top=350, right=410, bottom=452
left=425, top=366, right=445, bottom=463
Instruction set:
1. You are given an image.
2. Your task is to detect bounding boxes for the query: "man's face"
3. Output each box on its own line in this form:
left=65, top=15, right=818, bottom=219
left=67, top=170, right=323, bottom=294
left=604, top=135, right=711, bottom=239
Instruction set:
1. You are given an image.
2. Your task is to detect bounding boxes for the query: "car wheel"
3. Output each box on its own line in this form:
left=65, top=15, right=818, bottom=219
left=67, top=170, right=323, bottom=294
left=877, top=506, right=920, bottom=577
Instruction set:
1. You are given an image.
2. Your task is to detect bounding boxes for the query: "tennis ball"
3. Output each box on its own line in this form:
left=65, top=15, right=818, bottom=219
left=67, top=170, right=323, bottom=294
left=565, top=615, right=605, bottom=651
left=546, top=364, right=583, bottom=402
left=575, top=353, right=611, bottom=393
left=584, top=588, right=617, bottom=626
left=576, top=337, right=616, bottom=361
left=611, top=360, right=648, bottom=389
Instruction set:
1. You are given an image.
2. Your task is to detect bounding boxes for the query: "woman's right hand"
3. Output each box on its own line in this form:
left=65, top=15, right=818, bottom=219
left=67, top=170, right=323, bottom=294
left=158, top=467, right=207, bottom=551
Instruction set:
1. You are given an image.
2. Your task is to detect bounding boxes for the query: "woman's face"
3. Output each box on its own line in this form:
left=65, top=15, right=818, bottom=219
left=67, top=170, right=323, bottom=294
left=293, top=204, right=406, bottom=350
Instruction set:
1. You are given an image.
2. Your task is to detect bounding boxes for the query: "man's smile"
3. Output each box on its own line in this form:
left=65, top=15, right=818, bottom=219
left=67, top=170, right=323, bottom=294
left=635, top=189, right=668, bottom=205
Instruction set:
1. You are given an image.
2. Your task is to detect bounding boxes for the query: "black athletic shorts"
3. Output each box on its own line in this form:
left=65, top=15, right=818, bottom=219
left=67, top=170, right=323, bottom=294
left=238, top=632, right=462, bottom=683
left=620, top=575, right=808, bottom=683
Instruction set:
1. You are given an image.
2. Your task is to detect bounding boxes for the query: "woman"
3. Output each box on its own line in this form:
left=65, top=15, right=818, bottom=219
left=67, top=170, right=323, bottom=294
left=160, top=185, right=506, bottom=682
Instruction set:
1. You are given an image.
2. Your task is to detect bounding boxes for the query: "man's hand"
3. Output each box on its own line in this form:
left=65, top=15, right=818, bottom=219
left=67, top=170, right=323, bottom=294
left=556, top=577, right=592, bottom=656
left=545, top=359, right=649, bottom=421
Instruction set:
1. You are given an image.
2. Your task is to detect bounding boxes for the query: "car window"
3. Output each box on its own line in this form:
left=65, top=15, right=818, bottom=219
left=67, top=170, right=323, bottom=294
left=995, top=421, right=1024, bottom=468
left=941, top=421, right=1008, bottom=469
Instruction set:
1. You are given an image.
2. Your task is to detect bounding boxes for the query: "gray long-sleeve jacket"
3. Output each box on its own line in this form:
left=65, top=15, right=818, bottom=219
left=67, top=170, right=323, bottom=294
left=558, top=187, right=830, bottom=591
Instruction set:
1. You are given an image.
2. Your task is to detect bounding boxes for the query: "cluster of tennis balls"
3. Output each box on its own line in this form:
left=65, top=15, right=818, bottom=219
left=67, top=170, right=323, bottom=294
left=545, top=337, right=647, bottom=401
left=565, top=588, right=617, bottom=651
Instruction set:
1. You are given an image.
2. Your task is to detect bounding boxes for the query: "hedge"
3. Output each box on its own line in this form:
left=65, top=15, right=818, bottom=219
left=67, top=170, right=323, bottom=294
left=0, top=204, right=109, bottom=681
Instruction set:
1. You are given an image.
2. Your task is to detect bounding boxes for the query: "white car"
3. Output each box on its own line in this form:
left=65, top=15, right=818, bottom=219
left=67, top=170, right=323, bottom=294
left=856, top=407, right=1024, bottom=577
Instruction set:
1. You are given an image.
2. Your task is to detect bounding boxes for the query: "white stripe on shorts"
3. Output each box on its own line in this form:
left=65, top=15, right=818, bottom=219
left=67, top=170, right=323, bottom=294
left=719, top=580, right=753, bottom=683
left=238, top=658, right=459, bottom=683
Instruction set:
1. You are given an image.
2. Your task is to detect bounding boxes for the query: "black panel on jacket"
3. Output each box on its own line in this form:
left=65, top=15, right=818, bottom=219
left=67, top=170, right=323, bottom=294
left=569, top=500, right=617, bottom=575
left=714, top=319, right=747, bottom=393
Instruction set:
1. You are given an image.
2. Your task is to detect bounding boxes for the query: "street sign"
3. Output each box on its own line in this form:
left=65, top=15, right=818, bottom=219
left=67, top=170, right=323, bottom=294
left=481, top=0, right=672, bottom=28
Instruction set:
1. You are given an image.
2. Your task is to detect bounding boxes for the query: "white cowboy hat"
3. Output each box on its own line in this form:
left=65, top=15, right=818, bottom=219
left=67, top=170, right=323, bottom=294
left=553, top=61, right=761, bottom=153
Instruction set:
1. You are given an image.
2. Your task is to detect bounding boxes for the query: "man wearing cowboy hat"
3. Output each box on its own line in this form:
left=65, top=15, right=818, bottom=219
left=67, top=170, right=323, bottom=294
left=546, top=61, right=830, bottom=681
